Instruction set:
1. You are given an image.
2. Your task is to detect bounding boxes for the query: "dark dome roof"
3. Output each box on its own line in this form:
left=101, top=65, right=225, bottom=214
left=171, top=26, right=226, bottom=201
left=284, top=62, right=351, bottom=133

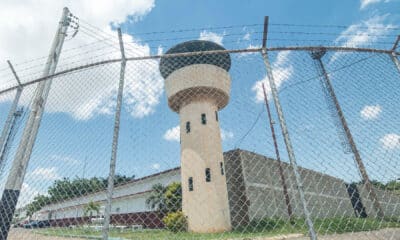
left=159, top=40, right=231, bottom=79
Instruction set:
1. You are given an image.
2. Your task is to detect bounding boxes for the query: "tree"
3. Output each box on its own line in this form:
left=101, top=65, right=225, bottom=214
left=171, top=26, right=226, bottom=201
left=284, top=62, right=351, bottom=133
left=146, top=183, right=167, bottom=213
left=383, top=180, right=400, bottom=195
left=146, top=182, right=182, bottom=214
left=164, top=182, right=182, bottom=213
left=46, top=174, right=134, bottom=203
left=354, top=179, right=400, bottom=196
left=26, top=195, right=51, bottom=217
left=83, top=201, right=101, bottom=218
left=103, top=174, right=135, bottom=187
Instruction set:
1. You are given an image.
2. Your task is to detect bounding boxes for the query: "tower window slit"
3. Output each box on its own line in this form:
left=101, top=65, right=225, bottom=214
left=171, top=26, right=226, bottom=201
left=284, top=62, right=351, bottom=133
left=215, top=111, right=218, bottom=121
left=220, top=162, right=224, bottom=175
left=205, top=168, right=211, bottom=182
left=186, top=121, right=190, bottom=133
left=201, top=113, right=207, bottom=125
left=188, top=177, right=193, bottom=191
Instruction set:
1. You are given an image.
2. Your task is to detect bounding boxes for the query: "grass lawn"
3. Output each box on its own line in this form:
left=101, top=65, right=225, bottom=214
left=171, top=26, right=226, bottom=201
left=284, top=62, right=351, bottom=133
left=35, top=217, right=400, bottom=240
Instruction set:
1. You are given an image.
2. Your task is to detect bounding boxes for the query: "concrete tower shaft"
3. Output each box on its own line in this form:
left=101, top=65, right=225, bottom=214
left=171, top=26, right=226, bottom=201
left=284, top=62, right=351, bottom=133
left=160, top=40, right=232, bottom=233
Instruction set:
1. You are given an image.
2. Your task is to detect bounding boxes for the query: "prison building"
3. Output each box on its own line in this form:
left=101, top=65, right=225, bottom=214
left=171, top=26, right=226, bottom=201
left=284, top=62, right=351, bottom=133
left=34, top=168, right=181, bottom=228
left=31, top=149, right=400, bottom=228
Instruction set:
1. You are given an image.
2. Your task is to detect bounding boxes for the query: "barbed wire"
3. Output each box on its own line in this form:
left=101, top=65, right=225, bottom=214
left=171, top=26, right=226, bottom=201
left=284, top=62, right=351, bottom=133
left=269, top=22, right=400, bottom=30
left=1, top=19, right=397, bottom=80
left=279, top=53, right=381, bottom=94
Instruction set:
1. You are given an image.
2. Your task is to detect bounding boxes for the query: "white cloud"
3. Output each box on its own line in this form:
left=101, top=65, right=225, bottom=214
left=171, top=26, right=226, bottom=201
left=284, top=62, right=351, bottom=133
left=157, top=45, right=164, bottom=55
left=30, top=167, right=60, bottom=180
left=50, top=154, right=79, bottom=165
left=243, top=32, right=251, bottom=41
left=0, top=0, right=163, bottom=121
left=221, top=129, right=234, bottom=141
left=236, top=44, right=261, bottom=58
left=123, top=59, right=164, bottom=119
left=163, top=125, right=233, bottom=142
left=380, top=133, right=400, bottom=150
left=152, top=163, right=160, bottom=170
left=0, top=0, right=155, bottom=62
left=335, top=15, right=394, bottom=47
left=330, top=15, right=395, bottom=62
left=360, top=104, right=382, bottom=120
left=163, top=125, right=180, bottom=142
left=360, top=0, right=392, bottom=9
left=199, top=30, right=224, bottom=45
left=252, top=51, right=293, bottom=102
left=360, top=0, right=381, bottom=9
left=17, top=183, right=45, bottom=208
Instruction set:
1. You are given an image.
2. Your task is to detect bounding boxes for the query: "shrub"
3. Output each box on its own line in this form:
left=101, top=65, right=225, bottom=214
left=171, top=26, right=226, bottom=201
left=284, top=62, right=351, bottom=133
left=162, top=211, right=187, bottom=233
left=164, top=182, right=182, bottom=213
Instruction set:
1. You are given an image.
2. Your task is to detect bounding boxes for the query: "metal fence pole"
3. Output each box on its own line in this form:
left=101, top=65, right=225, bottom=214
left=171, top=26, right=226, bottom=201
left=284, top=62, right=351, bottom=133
left=390, top=53, right=400, bottom=75
left=102, top=28, right=126, bottom=240
left=310, top=48, right=385, bottom=219
left=0, top=62, right=23, bottom=167
left=261, top=83, right=293, bottom=220
left=390, top=36, right=400, bottom=74
left=260, top=49, right=318, bottom=240
left=390, top=35, right=400, bottom=74
left=0, top=8, right=70, bottom=240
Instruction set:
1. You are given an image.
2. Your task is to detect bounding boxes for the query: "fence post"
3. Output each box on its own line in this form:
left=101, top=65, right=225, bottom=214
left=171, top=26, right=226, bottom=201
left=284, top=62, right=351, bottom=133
left=102, top=28, right=126, bottom=240
left=0, top=61, right=23, bottom=167
left=260, top=49, right=318, bottom=240
left=261, top=83, right=293, bottom=220
left=310, top=48, right=385, bottom=219
left=392, top=53, right=400, bottom=74
left=390, top=36, right=400, bottom=74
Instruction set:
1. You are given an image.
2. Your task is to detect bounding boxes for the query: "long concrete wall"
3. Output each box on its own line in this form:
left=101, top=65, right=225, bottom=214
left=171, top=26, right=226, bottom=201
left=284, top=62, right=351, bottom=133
left=225, top=149, right=355, bottom=227
left=357, top=184, right=400, bottom=218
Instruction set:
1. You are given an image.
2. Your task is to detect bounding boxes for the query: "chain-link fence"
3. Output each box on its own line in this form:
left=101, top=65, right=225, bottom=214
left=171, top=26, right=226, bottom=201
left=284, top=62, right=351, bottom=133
left=0, top=19, right=399, bottom=240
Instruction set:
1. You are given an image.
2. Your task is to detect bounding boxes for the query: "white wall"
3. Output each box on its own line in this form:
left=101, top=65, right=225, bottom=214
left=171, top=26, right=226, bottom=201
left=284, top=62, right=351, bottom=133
left=35, top=169, right=181, bottom=220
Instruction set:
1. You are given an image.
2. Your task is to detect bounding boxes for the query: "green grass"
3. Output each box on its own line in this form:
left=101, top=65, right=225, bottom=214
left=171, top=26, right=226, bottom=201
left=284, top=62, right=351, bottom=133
left=313, top=217, right=400, bottom=234
left=35, top=217, right=400, bottom=240
left=36, top=227, right=300, bottom=240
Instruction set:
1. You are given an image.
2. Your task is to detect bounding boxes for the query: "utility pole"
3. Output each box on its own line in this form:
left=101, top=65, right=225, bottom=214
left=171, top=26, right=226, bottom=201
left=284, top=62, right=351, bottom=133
left=261, top=83, right=293, bottom=220
left=310, top=48, right=384, bottom=219
left=102, top=28, right=126, bottom=240
left=0, top=8, right=72, bottom=239
left=0, top=61, right=23, bottom=169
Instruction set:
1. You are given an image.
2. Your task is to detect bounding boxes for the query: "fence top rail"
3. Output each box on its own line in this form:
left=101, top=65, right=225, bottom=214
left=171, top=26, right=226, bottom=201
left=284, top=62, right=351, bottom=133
left=267, top=46, right=396, bottom=54
left=0, top=46, right=398, bottom=96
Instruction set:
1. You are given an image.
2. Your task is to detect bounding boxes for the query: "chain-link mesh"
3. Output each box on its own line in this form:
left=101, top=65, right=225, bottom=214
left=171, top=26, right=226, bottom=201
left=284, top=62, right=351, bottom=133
left=0, top=31, right=399, bottom=240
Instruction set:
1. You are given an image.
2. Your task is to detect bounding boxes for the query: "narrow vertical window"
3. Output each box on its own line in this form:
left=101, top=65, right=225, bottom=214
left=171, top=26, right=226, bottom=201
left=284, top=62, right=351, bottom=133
left=186, top=121, right=190, bottom=133
left=188, top=177, right=193, bottom=191
left=215, top=111, right=218, bottom=121
left=220, top=162, right=224, bottom=175
left=205, top=168, right=211, bottom=182
left=201, top=113, right=207, bottom=125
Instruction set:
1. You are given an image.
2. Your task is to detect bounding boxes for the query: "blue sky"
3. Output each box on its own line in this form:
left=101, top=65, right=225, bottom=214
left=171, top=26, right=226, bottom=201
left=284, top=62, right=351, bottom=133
left=0, top=0, right=399, bottom=206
